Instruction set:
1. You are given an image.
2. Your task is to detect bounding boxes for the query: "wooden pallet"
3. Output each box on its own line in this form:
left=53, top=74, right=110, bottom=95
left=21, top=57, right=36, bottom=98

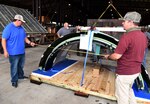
left=31, top=61, right=115, bottom=99
left=30, top=61, right=150, bottom=104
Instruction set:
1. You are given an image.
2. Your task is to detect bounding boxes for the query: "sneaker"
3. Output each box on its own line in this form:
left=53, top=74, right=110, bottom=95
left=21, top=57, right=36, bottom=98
left=12, top=82, right=18, bottom=88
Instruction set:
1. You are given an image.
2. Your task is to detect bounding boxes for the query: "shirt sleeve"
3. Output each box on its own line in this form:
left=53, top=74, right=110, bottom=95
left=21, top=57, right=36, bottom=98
left=2, top=25, right=11, bottom=39
left=57, top=28, right=62, bottom=35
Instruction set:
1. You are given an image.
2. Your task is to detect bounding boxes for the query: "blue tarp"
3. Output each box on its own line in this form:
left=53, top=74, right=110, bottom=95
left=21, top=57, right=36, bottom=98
left=133, top=81, right=150, bottom=100
left=32, top=59, right=77, bottom=77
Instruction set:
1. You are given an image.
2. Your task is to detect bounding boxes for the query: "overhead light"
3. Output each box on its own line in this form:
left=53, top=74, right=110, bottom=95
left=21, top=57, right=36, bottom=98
left=146, top=9, right=149, bottom=12
left=68, top=4, right=71, bottom=6
left=52, top=22, right=56, bottom=24
left=65, top=15, right=68, bottom=17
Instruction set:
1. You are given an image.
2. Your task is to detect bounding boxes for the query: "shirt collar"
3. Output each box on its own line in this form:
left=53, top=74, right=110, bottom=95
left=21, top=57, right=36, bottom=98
left=126, top=27, right=141, bottom=33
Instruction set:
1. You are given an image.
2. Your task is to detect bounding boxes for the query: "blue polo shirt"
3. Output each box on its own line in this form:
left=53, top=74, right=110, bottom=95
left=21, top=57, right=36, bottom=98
left=2, top=22, right=26, bottom=55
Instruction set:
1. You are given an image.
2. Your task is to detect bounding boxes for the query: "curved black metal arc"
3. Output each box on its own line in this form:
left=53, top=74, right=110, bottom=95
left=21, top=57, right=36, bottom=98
left=38, top=33, right=80, bottom=70
left=45, top=41, right=114, bottom=70
left=38, top=32, right=119, bottom=71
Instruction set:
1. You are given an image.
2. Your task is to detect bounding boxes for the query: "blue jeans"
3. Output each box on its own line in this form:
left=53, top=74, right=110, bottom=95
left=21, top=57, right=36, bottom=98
left=9, top=54, right=25, bottom=83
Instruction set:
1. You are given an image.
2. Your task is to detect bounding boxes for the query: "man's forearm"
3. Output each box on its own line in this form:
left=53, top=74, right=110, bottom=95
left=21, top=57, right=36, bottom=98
left=2, top=39, right=7, bottom=52
left=105, top=53, right=122, bottom=60
left=25, top=38, right=31, bottom=44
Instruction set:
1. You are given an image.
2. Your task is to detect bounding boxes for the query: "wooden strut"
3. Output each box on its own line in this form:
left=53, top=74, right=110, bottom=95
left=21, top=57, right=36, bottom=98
left=74, top=91, right=89, bottom=97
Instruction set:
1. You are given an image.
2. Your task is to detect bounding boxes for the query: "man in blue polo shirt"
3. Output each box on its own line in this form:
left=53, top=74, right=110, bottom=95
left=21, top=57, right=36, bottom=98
left=2, top=14, right=35, bottom=88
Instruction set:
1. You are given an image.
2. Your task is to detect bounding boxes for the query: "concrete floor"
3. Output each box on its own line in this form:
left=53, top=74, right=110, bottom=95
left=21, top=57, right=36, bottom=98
left=0, top=45, right=150, bottom=104
left=0, top=45, right=117, bottom=104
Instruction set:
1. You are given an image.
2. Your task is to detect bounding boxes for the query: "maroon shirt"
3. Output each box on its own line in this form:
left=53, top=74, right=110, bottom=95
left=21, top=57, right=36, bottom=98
left=115, top=30, right=147, bottom=75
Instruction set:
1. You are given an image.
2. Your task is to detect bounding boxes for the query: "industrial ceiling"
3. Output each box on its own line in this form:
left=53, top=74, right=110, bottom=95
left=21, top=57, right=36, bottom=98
left=1, top=0, right=150, bottom=26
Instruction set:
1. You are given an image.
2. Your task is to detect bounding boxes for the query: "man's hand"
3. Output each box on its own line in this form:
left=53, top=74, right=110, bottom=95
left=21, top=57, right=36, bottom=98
left=4, top=51, right=9, bottom=58
left=103, top=54, right=110, bottom=59
left=30, top=42, right=36, bottom=47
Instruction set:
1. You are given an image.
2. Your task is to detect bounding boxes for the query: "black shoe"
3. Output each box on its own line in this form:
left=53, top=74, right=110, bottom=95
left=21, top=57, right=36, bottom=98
left=23, top=76, right=29, bottom=79
left=19, top=76, right=29, bottom=79
left=12, top=82, right=18, bottom=88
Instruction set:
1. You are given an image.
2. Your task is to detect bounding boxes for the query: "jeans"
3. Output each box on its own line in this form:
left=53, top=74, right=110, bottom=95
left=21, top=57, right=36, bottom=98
left=9, top=54, right=25, bottom=83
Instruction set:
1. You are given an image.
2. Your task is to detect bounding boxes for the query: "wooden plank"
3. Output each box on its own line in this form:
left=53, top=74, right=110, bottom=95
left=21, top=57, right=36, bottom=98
left=107, top=70, right=115, bottom=96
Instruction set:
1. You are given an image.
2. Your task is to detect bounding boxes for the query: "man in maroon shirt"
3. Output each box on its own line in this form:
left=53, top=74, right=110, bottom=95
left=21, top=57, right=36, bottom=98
left=104, top=11, right=147, bottom=104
